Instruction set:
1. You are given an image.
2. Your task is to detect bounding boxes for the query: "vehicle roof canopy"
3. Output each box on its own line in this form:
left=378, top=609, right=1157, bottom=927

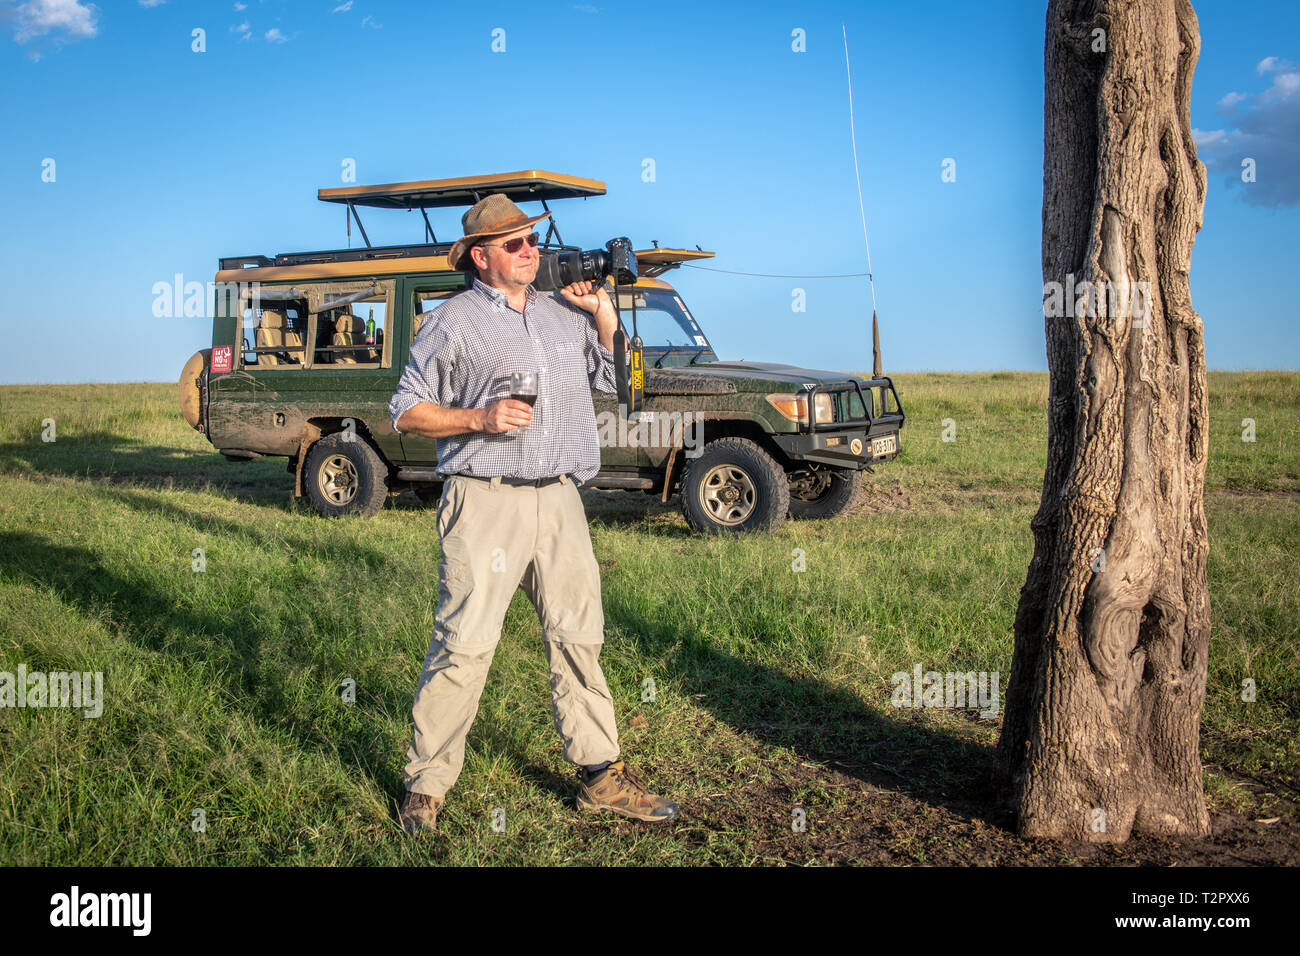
left=318, top=170, right=606, bottom=210
left=633, top=247, right=715, bottom=277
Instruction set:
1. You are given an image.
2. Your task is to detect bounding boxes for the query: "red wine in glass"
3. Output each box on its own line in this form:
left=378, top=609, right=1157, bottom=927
left=509, top=371, right=539, bottom=412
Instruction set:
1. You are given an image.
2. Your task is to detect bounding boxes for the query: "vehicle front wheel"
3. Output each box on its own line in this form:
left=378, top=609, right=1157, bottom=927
left=787, top=467, right=865, bottom=520
left=679, top=436, right=790, bottom=535
left=303, top=433, right=389, bottom=518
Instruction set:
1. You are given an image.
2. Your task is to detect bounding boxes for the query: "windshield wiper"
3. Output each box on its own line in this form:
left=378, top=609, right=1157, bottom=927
left=653, top=347, right=687, bottom=368
left=649, top=346, right=710, bottom=368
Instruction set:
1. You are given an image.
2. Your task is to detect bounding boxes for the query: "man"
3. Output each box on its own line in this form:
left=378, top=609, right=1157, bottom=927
left=389, top=193, right=678, bottom=832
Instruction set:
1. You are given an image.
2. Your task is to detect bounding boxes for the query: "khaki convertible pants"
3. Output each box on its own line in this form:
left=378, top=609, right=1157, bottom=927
left=404, top=474, right=620, bottom=798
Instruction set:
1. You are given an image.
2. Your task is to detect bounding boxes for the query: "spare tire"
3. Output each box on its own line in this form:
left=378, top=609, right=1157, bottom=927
left=179, top=349, right=211, bottom=432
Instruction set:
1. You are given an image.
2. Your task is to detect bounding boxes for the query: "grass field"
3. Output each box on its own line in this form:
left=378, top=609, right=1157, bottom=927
left=0, top=371, right=1297, bottom=865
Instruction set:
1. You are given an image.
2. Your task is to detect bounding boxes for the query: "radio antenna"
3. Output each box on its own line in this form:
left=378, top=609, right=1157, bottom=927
left=843, top=23, right=882, bottom=378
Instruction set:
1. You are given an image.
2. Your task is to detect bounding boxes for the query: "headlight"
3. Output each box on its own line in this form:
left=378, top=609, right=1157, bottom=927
left=766, top=392, right=834, bottom=424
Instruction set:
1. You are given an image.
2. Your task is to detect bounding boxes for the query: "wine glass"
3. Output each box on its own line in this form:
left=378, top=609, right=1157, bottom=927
left=509, top=370, right=539, bottom=432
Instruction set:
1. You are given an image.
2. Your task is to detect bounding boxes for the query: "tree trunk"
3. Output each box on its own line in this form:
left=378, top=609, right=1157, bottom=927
left=996, top=0, right=1211, bottom=842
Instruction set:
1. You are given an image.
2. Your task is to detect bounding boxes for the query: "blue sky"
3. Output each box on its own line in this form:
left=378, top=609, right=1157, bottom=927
left=0, top=0, right=1296, bottom=384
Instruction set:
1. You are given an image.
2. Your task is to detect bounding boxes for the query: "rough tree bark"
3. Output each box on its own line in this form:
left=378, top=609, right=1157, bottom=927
left=995, top=0, right=1211, bottom=842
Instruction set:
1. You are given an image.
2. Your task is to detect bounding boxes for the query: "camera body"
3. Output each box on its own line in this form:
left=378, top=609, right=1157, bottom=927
left=532, top=237, right=638, bottom=291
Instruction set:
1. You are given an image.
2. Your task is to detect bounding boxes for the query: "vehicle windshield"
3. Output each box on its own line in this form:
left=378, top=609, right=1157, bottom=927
left=616, top=288, right=711, bottom=351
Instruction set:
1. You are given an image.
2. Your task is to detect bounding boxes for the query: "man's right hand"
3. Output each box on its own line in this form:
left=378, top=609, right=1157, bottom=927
left=476, top=398, right=533, bottom=434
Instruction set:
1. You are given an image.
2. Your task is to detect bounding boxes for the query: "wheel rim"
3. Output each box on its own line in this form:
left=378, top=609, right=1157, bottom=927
left=318, top=454, right=359, bottom=506
left=698, top=464, right=757, bottom=526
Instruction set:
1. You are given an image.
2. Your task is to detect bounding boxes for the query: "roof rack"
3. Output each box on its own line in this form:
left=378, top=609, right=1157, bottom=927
left=218, top=238, right=582, bottom=272
left=318, top=170, right=605, bottom=210
left=315, top=170, right=603, bottom=251
left=220, top=242, right=451, bottom=270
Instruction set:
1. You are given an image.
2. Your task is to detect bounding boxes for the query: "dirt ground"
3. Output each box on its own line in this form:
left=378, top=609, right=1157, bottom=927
left=581, top=736, right=1299, bottom=865
left=719, top=764, right=1298, bottom=866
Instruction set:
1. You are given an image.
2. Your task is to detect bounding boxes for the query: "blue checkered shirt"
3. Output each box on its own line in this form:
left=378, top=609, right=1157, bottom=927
left=389, top=278, right=617, bottom=485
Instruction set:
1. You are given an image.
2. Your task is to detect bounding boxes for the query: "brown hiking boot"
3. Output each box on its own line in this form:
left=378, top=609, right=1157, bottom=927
left=399, top=790, right=444, bottom=833
left=577, top=761, right=679, bottom=823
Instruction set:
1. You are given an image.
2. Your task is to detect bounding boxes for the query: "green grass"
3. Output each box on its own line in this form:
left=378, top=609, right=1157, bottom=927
left=0, top=372, right=1296, bottom=865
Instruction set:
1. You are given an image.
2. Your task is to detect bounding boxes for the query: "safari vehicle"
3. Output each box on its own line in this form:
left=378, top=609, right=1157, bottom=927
left=178, top=170, right=905, bottom=534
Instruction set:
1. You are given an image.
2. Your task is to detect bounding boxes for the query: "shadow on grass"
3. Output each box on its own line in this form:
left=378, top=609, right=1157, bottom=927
left=603, top=589, right=1010, bottom=832
left=579, top=489, right=694, bottom=539
left=0, top=517, right=415, bottom=805
left=0, top=433, right=289, bottom=502
left=0, top=486, right=589, bottom=826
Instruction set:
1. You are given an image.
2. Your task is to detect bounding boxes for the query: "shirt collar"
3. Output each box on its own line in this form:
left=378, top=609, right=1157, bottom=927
left=473, top=277, right=535, bottom=312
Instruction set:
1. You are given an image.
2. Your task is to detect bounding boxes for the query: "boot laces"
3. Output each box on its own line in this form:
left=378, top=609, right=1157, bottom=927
left=611, top=763, right=650, bottom=796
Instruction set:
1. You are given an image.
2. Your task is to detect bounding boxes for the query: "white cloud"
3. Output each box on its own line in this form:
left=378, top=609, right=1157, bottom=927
left=230, top=20, right=251, bottom=41
left=1192, top=128, right=1228, bottom=149
left=234, top=2, right=246, bottom=9
left=1198, top=60, right=1300, bottom=207
left=332, top=1, right=352, bottom=12
left=1216, top=91, right=1246, bottom=111
left=12, top=0, right=100, bottom=44
left=1274, top=72, right=1300, bottom=96
left=361, top=13, right=380, bottom=28
left=264, top=26, right=287, bottom=43
left=138, top=0, right=166, bottom=8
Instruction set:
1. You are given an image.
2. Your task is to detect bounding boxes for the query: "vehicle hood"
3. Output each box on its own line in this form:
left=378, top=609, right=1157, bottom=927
left=657, top=361, right=867, bottom=388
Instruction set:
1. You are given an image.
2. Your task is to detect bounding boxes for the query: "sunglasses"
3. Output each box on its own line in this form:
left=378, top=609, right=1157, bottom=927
left=480, top=232, right=540, bottom=255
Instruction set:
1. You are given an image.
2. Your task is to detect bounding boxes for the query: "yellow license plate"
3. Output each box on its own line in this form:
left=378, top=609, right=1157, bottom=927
left=871, top=434, right=898, bottom=457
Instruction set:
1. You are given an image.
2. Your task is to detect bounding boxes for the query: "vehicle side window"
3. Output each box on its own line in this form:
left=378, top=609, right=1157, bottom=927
left=241, top=299, right=307, bottom=368
left=316, top=299, right=386, bottom=366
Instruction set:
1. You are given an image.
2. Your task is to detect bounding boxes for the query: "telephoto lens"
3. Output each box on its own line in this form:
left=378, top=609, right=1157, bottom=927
left=533, top=237, right=637, bottom=291
left=533, top=248, right=606, bottom=291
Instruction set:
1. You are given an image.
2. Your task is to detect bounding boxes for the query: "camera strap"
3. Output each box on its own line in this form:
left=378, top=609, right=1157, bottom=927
left=628, top=288, right=644, bottom=413
left=613, top=275, right=644, bottom=414
left=628, top=334, right=644, bottom=413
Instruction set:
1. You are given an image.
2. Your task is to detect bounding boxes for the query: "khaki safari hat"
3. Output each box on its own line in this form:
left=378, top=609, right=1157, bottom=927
left=447, top=193, right=552, bottom=271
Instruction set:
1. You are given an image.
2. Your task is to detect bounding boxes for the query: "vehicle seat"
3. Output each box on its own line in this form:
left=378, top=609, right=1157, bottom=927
left=255, top=310, right=303, bottom=366
left=332, top=312, right=366, bottom=364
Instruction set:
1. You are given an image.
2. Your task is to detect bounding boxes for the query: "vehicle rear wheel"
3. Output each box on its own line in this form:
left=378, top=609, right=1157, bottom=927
left=679, top=437, right=789, bottom=535
left=303, top=433, right=389, bottom=518
left=787, top=467, right=865, bottom=520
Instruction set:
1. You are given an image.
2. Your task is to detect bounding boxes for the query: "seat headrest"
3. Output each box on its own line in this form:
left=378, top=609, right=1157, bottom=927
left=335, top=313, right=364, bottom=334
left=259, top=309, right=286, bottom=329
